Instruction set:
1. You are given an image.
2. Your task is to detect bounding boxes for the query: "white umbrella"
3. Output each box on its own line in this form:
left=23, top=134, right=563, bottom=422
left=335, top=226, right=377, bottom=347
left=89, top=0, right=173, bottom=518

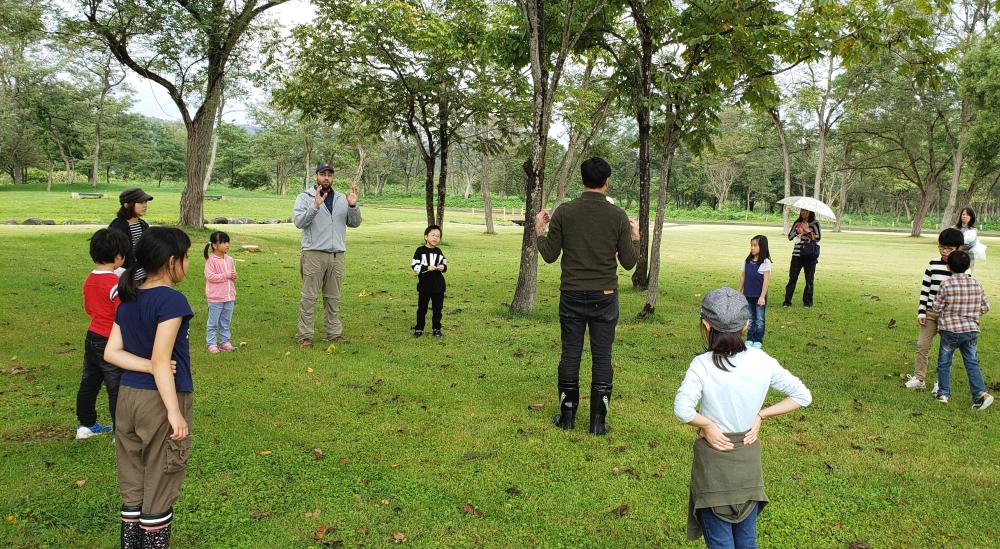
left=777, top=196, right=836, bottom=222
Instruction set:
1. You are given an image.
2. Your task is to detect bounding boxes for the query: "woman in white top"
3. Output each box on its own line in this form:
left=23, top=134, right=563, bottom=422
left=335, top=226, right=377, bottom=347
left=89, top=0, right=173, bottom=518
left=955, top=207, right=979, bottom=274
left=675, top=287, right=812, bottom=549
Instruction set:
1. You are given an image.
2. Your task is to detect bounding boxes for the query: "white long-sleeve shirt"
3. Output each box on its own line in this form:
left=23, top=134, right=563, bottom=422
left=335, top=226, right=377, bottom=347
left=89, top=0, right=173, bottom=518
left=674, top=348, right=812, bottom=433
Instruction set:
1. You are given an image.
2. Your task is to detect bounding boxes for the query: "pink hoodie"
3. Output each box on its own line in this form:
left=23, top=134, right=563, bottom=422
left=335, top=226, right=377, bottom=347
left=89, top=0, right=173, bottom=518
left=205, top=253, right=236, bottom=303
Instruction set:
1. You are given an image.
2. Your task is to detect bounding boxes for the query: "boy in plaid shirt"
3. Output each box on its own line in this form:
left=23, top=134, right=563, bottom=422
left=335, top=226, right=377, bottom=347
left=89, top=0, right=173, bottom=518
left=932, top=250, right=993, bottom=409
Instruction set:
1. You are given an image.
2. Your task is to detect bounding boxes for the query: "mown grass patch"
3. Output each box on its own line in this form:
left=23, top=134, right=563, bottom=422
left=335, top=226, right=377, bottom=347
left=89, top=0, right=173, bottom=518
left=1, top=219, right=999, bottom=548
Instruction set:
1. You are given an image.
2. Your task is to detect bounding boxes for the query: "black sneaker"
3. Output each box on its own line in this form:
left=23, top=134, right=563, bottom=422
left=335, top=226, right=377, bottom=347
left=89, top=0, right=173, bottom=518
left=433, top=329, right=443, bottom=338
left=413, top=330, right=423, bottom=338
left=782, top=302, right=791, bottom=308
left=972, top=392, right=994, bottom=411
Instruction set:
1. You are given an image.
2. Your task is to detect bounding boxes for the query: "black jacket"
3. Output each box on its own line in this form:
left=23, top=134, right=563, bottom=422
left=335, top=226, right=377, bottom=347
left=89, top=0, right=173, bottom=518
left=108, top=217, right=149, bottom=270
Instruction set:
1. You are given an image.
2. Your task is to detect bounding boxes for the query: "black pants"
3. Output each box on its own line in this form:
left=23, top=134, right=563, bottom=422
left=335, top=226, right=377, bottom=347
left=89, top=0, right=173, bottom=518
left=784, top=256, right=817, bottom=307
left=415, top=292, right=444, bottom=331
left=557, top=290, right=619, bottom=386
left=76, top=331, right=124, bottom=427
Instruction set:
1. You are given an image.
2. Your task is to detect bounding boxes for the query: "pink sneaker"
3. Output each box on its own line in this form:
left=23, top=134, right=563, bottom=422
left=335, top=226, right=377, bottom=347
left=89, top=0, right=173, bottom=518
left=207, top=344, right=220, bottom=354
left=220, top=342, right=235, bottom=352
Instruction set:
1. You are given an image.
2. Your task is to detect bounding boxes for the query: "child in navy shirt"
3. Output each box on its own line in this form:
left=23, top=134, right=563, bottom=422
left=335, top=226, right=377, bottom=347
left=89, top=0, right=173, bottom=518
left=411, top=225, right=447, bottom=338
left=737, top=235, right=771, bottom=348
left=104, top=227, right=194, bottom=549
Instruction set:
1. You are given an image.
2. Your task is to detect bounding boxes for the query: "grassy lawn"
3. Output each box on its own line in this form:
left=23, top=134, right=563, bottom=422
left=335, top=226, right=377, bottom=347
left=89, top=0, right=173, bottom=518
left=1, top=210, right=999, bottom=548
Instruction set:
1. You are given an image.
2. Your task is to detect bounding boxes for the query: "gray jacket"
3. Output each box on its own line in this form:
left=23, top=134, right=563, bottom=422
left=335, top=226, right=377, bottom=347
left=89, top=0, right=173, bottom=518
left=293, top=187, right=362, bottom=252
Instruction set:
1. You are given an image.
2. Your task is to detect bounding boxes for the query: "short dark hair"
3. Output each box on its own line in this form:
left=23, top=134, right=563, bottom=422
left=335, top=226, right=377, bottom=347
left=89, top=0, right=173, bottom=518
left=947, top=250, right=971, bottom=273
left=700, top=320, right=747, bottom=372
left=938, top=228, right=964, bottom=248
left=955, top=207, right=977, bottom=228
left=89, top=228, right=131, bottom=264
left=580, top=157, right=612, bottom=189
left=117, top=203, right=138, bottom=220
left=424, top=224, right=442, bottom=236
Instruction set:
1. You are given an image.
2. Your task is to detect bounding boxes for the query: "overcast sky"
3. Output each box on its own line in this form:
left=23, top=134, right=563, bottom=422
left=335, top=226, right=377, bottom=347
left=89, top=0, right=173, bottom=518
left=126, top=0, right=315, bottom=126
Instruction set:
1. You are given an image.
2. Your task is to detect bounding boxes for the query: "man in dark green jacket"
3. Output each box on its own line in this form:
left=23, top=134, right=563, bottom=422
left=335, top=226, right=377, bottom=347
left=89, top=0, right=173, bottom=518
left=535, top=157, right=641, bottom=435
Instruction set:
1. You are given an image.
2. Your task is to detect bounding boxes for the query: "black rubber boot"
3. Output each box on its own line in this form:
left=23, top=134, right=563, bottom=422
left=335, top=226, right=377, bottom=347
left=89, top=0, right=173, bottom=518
left=552, top=380, right=579, bottom=430
left=120, top=505, right=142, bottom=549
left=140, top=509, right=172, bottom=549
left=589, top=383, right=613, bottom=435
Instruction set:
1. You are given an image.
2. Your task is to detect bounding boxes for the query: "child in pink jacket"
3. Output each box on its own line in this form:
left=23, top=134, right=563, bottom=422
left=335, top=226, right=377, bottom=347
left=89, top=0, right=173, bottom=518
left=204, top=231, right=237, bottom=353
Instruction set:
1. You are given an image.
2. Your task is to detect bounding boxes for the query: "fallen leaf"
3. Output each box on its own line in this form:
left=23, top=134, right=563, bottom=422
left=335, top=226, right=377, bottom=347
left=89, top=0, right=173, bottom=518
left=239, top=341, right=247, bottom=347
left=393, top=532, right=406, bottom=543
left=75, top=479, right=86, bottom=487
left=612, top=467, right=620, bottom=475
left=252, top=509, right=271, bottom=519
left=341, top=458, right=350, bottom=464
left=866, top=435, right=879, bottom=441
left=649, top=440, right=659, bottom=448
left=315, top=448, right=324, bottom=460
left=389, top=463, right=400, bottom=468
left=9, top=366, right=28, bottom=374
left=307, top=367, right=314, bottom=373
left=850, top=443, right=862, bottom=450
left=462, top=452, right=482, bottom=461
left=259, top=450, right=272, bottom=455
left=848, top=543, right=871, bottom=549
left=460, top=503, right=484, bottom=518
left=326, top=345, right=338, bottom=354
left=505, top=487, right=521, bottom=494
left=314, top=526, right=329, bottom=540
left=362, top=478, right=369, bottom=484
left=831, top=523, right=842, bottom=530
left=6, top=515, right=16, bottom=524
left=652, top=333, right=660, bottom=338
left=526, top=403, right=544, bottom=412
left=611, top=504, right=629, bottom=517
left=306, top=509, right=321, bottom=519
left=381, top=499, right=391, bottom=505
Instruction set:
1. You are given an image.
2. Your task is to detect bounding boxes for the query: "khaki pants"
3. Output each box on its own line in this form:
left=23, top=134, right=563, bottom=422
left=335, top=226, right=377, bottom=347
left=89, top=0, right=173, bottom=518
left=297, top=250, right=345, bottom=341
left=116, top=386, right=193, bottom=515
left=913, top=309, right=939, bottom=381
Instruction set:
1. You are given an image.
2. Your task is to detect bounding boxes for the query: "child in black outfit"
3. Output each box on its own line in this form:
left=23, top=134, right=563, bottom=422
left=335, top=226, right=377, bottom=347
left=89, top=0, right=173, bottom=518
left=411, top=225, right=447, bottom=338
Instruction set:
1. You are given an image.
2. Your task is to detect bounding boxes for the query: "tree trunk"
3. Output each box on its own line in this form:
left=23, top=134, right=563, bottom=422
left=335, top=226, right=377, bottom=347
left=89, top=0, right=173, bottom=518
left=90, top=87, right=108, bottom=188
left=179, top=113, right=215, bottom=229
left=482, top=150, right=494, bottom=233
left=437, top=138, right=450, bottom=227
left=510, top=0, right=549, bottom=314
left=638, top=124, right=677, bottom=319
left=424, top=155, right=436, bottom=226
left=910, top=179, right=938, bottom=236
left=353, top=144, right=367, bottom=189
left=46, top=160, right=53, bottom=191
left=629, top=0, right=653, bottom=290
left=12, top=163, right=23, bottom=185
left=941, top=101, right=971, bottom=228
left=768, top=107, right=792, bottom=233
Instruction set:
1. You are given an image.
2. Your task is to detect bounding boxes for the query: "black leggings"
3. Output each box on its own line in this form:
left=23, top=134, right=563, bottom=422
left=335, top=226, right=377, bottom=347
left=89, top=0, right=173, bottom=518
left=415, top=292, right=444, bottom=331
left=784, top=256, right=817, bottom=307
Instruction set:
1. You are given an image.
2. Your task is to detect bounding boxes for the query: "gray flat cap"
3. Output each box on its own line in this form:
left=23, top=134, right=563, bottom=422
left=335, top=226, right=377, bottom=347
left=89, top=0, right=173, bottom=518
left=699, top=287, right=750, bottom=333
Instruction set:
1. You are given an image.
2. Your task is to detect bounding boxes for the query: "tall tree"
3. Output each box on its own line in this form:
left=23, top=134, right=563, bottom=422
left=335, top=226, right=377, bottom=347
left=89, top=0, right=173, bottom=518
left=75, top=0, right=288, bottom=227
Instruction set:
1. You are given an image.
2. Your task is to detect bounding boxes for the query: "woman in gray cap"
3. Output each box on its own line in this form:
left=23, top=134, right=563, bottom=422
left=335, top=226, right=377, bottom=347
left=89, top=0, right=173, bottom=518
left=108, top=188, right=153, bottom=278
left=674, top=287, right=812, bottom=548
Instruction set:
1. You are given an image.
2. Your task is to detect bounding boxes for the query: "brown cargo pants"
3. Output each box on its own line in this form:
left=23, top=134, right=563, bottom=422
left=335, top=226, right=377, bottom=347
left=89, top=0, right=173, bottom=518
left=115, top=386, right=193, bottom=515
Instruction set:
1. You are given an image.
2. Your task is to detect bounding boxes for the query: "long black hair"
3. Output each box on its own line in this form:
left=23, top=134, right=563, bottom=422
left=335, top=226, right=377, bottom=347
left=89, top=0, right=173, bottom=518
left=797, top=209, right=816, bottom=223
left=747, top=234, right=771, bottom=263
left=119, top=227, right=191, bottom=302
left=955, top=207, right=976, bottom=229
left=204, top=231, right=231, bottom=259
left=701, top=321, right=747, bottom=372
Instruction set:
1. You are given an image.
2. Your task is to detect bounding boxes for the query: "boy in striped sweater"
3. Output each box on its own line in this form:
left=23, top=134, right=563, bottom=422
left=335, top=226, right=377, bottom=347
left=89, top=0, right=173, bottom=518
left=905, top=228, right=965, bottom=391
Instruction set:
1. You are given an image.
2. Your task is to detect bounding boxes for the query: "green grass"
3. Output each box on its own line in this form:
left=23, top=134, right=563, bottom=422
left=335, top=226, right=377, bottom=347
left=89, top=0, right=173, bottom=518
left=1, top=215, right=1000, bottom=548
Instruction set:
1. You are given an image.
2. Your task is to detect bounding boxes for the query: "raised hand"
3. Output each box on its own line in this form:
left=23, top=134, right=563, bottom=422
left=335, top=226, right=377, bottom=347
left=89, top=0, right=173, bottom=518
left=347, top=184, right=359, bottom=206
left=535, top=210, right=551, bottom=237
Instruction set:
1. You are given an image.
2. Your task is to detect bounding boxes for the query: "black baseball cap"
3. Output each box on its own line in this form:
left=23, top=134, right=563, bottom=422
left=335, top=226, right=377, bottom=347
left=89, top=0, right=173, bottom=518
left=119, top=188, right=154, bottom=205
left=315, top=162, right=334, bottom=173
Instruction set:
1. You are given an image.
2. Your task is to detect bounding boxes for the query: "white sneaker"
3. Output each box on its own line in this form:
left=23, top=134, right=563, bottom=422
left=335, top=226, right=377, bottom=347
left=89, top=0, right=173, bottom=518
left=931, top=381, right=939, bottom=397
left=76, top=425, right=98, bottom=439
left=904, top=376, right=925, bottom=389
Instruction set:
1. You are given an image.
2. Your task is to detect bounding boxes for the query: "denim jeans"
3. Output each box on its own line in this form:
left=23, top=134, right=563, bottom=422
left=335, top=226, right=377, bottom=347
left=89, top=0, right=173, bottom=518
left=783, top=256, right=816, bottom=306
left=77, top=330, right=124, bottom=427
left=745, top=295, right=766, bottom=344
left=415, top=292, right=444, bottom=331
left=698, top=502, right=759, bottom=549
left=207, top=301, right=235, bottom=345
left=557, top=290, right=619, bottom=386
left=936, top=330, right=987, bottom=399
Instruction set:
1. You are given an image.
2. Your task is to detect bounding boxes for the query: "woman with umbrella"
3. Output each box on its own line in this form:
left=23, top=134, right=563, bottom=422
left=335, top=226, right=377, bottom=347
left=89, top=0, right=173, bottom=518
left=778, top=197, right=833, bottom=308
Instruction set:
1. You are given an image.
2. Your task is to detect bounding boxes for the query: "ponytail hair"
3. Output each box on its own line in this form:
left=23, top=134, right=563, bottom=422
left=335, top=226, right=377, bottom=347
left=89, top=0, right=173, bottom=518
left=204, top=231, right=231, bottom=259
left=119, top=227, right=191, bottom=302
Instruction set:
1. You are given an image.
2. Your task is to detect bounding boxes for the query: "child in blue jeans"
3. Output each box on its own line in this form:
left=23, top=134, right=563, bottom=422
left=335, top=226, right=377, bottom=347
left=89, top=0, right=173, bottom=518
left=737, top=235, right=771, bottom=348
left=932, top=250, right=993, bottom=409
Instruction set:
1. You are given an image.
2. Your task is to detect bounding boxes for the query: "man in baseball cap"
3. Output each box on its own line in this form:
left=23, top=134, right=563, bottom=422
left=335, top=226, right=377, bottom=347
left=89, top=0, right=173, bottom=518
left=292, top=162, right=362, bottom=347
